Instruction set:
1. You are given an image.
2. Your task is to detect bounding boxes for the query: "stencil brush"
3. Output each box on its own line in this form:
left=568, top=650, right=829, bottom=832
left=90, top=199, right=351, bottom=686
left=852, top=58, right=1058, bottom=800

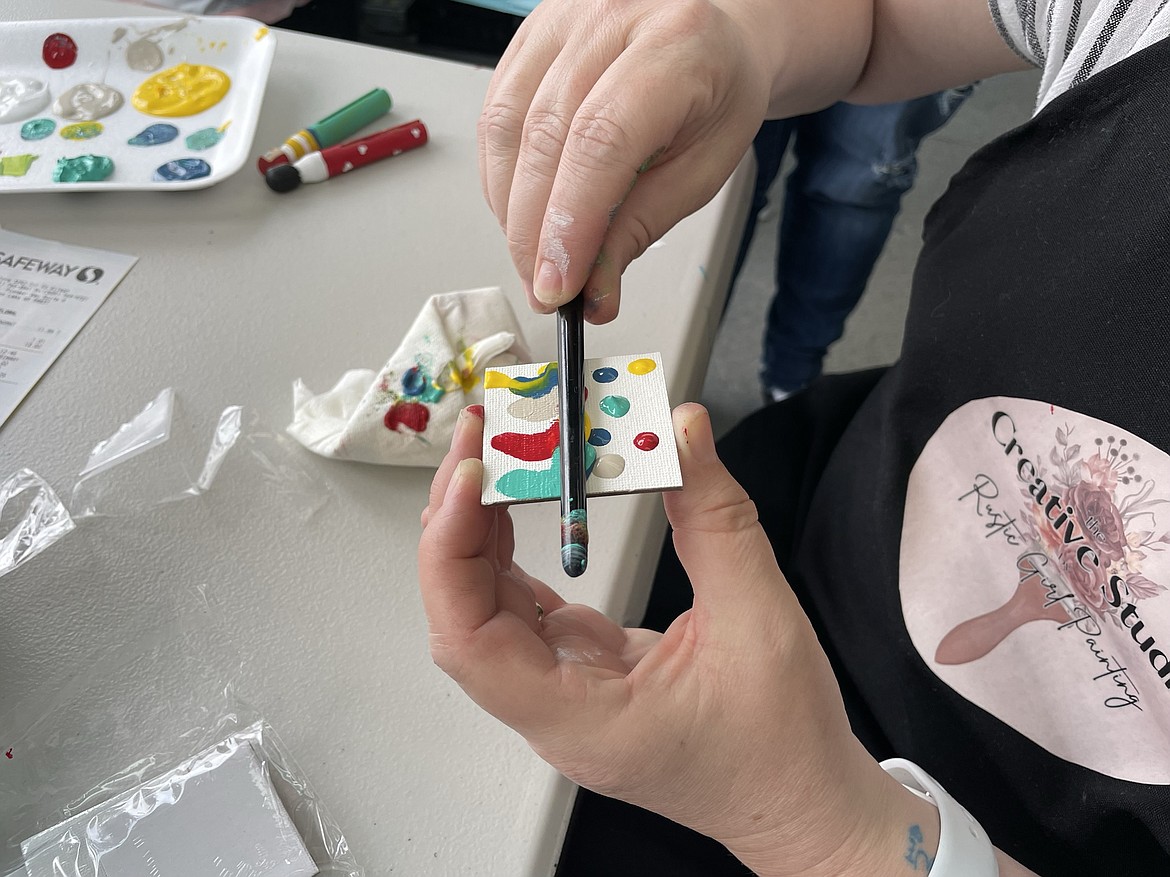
left=557, top=294, right=588, bottom=577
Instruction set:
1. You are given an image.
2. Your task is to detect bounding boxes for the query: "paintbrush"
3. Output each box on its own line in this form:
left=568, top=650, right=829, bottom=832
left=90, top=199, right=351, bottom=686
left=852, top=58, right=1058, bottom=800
left=557, top=294, right=588, bottom=577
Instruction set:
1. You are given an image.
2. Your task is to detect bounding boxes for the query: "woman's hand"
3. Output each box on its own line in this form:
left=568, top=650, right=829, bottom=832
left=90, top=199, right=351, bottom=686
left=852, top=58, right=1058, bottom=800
left=479, top=0, right=772, bottom=324
left=418, top=403, right=939, bottom=876
left=478, top=0, right=873, bottom=324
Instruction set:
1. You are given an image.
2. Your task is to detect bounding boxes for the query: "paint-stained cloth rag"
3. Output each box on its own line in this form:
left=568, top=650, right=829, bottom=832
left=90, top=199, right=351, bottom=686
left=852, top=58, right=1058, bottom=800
left=287, top=287, right=531, bottom=467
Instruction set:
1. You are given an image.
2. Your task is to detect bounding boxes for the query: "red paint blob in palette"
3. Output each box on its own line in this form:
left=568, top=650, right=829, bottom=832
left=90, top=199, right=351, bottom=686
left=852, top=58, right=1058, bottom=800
left=42, top=33, right=78, bottom=69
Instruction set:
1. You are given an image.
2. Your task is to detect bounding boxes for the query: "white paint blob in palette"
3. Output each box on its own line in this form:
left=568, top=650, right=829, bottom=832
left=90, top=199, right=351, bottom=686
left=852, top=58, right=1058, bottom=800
left=0, top=17, right=275, bottom=192
left=480, top=351, right=683, bottom=506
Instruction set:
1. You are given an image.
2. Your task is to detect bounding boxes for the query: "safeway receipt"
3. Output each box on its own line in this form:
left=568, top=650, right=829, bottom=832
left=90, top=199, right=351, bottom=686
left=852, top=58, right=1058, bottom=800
left=0, top=228, right=136, bottom=429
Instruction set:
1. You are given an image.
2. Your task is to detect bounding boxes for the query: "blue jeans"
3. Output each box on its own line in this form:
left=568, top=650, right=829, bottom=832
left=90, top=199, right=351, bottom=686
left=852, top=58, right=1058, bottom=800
left=732, top=89, right=972, bottom=393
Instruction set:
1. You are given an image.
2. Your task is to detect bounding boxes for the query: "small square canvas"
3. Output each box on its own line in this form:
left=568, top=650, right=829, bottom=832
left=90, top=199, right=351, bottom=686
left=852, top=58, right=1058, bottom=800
left=481, top=351, right=682, bottom=505
left=21, top=737, right=317, bottom=877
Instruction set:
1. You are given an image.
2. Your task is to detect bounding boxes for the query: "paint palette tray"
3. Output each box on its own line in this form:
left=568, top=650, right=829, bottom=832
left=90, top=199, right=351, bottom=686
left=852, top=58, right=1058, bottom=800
left=481, top=352, right=683, bottom=505
left=0, top=16, right=276, bottom=192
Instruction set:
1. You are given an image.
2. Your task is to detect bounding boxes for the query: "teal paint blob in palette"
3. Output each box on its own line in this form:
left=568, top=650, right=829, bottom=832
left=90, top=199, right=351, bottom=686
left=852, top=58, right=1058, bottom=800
left=20, top=118, right=54, bottom=140
left=0, top=17, right=275, bottom=191
left=480, top=352, right=683, bottom=506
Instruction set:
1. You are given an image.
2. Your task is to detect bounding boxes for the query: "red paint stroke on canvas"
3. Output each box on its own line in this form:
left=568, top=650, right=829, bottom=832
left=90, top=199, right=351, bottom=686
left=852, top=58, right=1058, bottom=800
left=384, top=400, right=429, bottom=433
left=5, top=748, right=12, bottom=759
left=492, top=420, right=560, bottom=461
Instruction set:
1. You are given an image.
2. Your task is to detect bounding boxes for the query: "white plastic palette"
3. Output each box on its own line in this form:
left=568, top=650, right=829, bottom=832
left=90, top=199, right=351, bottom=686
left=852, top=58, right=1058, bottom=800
left=0, top=17, right=276, bottom=192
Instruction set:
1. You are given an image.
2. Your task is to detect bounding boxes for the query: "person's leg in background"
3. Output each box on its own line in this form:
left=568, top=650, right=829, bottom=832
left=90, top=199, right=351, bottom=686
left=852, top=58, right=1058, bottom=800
left=758, top=89, right=972, bottom=400
left=727, top=117, right=797, bottom=289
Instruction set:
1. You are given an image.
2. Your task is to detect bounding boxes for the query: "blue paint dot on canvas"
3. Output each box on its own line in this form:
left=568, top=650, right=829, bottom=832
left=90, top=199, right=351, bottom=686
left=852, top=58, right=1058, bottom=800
left=129, top=124, right=179, bottom=146
left=153, top=158, right=211, bottom=182
left=592, top=367, right=619, bottom=383
left=588, top=428, right=611, bottom=447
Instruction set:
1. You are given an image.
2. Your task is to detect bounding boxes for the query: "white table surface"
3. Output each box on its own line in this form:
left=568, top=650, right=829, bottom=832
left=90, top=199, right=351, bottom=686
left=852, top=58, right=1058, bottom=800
left=0, top=3, right=752, bottom=873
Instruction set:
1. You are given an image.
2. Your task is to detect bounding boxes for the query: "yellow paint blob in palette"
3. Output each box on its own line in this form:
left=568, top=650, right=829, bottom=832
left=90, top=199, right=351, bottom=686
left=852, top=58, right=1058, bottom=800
left=480, top=352, right=683, bottom=506
left=0, top=17, right=275, bottom=192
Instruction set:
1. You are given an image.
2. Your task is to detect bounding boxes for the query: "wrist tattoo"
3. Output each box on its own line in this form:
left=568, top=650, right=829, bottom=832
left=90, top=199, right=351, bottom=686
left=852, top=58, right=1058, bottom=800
left=904, top=824, right=935, bottom=872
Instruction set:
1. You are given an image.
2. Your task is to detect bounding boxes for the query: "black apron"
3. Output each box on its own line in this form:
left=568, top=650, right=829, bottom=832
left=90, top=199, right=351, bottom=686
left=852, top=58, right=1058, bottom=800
left=786, top=35, right=1170, bottom=875
left=562, top=34, right=1170, bottom=877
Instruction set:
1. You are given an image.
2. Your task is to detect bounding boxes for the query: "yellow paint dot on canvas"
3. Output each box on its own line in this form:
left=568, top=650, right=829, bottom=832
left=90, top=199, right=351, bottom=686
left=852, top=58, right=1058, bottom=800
left=627, top=357, right=657, bottom=375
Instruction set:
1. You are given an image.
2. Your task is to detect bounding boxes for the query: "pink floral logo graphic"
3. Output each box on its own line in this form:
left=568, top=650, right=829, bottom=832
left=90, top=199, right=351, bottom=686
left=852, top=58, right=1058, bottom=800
left=937, top=426, right=1169, bottom=664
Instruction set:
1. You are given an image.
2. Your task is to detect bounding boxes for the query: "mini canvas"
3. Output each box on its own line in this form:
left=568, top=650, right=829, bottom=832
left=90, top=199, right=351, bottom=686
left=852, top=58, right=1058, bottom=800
left=21, top=735, right=317, bottom=877
left=481, top=352, right=682, bottom=505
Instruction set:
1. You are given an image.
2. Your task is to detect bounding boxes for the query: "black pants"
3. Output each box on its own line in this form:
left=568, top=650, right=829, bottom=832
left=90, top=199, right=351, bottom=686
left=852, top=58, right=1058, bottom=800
left=556, top=369, right=887, bottom=877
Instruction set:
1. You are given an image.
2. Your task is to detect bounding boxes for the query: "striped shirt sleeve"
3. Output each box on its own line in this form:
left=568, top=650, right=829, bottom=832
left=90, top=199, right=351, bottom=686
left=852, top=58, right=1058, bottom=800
left=988, top=0, right=1170, bottom=108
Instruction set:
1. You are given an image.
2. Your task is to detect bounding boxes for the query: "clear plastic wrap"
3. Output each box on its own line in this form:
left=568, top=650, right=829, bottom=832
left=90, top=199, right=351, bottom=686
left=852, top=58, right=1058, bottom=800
left=0, top=591, right=362, bottom=877
left=19, top=722, right=350, bottom=877
left=0, top=468, right=74, bottom=578
left=1, top=389, right=330, bottom=583
left=1, top=387, right=355, bottom=875
left=70, top=389, right=330, bottom=520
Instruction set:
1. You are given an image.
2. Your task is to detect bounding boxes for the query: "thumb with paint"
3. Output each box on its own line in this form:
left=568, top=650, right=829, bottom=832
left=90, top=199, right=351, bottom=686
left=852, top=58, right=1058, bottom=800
left=663, top=403, right=800, bottom=625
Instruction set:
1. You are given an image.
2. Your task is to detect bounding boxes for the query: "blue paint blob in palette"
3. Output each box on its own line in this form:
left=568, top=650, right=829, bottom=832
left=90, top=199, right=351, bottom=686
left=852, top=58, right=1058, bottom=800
left=153, top=158, right=211, bottom=182
left=592, top=366, right=618, bottom=383
left=128, top=123, right=179, bottom=146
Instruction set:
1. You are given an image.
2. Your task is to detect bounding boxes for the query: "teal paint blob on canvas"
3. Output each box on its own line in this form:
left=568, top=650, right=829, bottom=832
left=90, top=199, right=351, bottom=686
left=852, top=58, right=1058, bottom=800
left=598, top=395, right=631, bottom=417
left=495, top=446, right=597, bottom=500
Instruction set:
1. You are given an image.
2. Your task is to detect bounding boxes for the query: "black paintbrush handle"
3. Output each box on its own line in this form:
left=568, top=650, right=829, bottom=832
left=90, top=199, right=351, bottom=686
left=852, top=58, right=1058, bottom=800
left=557, top=295, right=588, bottom=577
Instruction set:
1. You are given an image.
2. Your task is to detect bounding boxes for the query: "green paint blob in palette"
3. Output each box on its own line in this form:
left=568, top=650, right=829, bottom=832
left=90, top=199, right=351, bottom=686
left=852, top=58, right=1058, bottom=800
left=53, top=154, right=114, bottom=182
left=0, top=154, right=37, bottom=177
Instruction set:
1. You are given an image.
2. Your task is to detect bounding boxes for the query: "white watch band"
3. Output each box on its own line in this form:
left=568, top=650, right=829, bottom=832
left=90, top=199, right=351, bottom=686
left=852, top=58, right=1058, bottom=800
left=880, top=758, right=999, bottom=876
